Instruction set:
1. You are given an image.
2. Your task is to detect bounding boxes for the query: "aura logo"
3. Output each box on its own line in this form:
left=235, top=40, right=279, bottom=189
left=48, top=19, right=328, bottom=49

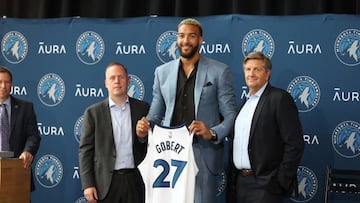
left=74, top=116, right=83, bottom=143
left=38, top=41, right=67, bottom=55
left=291, top=166, right=318, bottom=202
left=334, top=29, right=360, bottom=66
left=332, top=87, right=360, bottom=102
left=115, top=41, right=146, bottom=55
left=76, top=31, right=105, bottom=65
left=37, top=73, right=65, bottom=107
left=75, top=196, right=88, bottom=203
left=37, top=122, right=65, bottom=136
left=128, top=74, right=145, bottom=100
left=10, top=85, right=27, bottom=96
left=1, top=31, right=28, bottom=64
left=287, top=76, right=320, bottom=112
left=332, top=121, right=360, bottom=158
left=156, top=31, right=180, bottom=63
left=199, top=41, right=231, bottom=55
left=242, top=29, right=275, bottom=58
left=74, top=84, right=105, bottom=98
left=287, top=40, right=322, bottom=55
left=216, top=170, right=226, bottom=197
left=35, top=154, right=63, bottom=188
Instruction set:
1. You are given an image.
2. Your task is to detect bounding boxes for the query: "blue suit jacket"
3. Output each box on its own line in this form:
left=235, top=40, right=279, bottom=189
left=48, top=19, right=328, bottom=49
left=147, top=56, right=237, bottom=174
left=9, top=96, right=41, bottom=191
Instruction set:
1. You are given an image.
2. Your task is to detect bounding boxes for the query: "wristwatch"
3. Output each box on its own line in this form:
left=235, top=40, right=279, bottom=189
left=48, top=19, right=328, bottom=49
left=209, top=129, right=217, bottom=141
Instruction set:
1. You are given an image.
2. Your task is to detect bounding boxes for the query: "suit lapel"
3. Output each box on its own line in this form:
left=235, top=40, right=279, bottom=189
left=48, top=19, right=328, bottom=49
left=10, top=96, right=19, bottom=133
left=168, top=60, right=180, bottom=113
left=128, top=97, right=137, bottom=140
left=194, top=57, right=207, bottom=115
left=102, top=99, right=112, bottom=123
left=101, top=100, right=116, bottom=154
left=250, top=84, right=272, bottom=136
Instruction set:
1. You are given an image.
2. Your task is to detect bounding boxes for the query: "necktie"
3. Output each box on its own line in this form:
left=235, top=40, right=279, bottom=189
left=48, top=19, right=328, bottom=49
left=1, top=104, right=10, bottom=151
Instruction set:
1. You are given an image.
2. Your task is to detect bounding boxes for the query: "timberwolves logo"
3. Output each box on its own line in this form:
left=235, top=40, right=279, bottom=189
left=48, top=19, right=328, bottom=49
left=332, top=120, right=360, bottom=158
left=74, top=116, right=83, bottom=143
left=156, top=31, right=180, bottom=63
left=75, top=197, right=88, bottom=203
left=216, top=170, right=227, bottom=197
left=128, top=74, right=145, bottom=100
left=334, top=29, right=360, bottom=66
left=242, top=29, right=275, bottom=58
left=287, top=76, right=320, bottom=112
left=76, top=31, right=105, bottom=65
left=291, top=166, right=318, bottom=202
left=1, top=31, right=28, bottom=64
left=37, top=73, right=65, bottom=107
left=35, top=154, right=63, bottom=188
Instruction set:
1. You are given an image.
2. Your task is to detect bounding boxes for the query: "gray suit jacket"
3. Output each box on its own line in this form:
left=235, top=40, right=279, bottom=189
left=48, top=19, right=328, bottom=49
left=147, top=56, right=237, bottom=174
left=79, top=97, right=149, bottom=200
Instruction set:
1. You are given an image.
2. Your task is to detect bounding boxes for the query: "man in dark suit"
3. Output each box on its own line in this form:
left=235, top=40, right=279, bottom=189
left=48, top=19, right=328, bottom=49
left=79, top=62, right=149, bottom=203
left=229, top=52, right=304, bottom=203
left=0, top=66, right=41, bottom=192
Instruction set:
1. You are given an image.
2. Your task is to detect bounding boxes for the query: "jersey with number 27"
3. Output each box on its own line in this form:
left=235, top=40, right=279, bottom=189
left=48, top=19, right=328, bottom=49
left=138, top=125, right=199, bottom=203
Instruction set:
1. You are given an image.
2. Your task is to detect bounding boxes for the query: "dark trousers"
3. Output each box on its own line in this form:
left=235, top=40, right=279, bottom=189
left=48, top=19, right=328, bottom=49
left=236, top=174, right=284, bottom=203
left=99, top=169, right=145, bottom=203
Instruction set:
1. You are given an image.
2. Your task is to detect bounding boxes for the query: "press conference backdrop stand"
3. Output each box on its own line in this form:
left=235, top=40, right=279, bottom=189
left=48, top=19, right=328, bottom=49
left=0, top=155, right=30, bottom=203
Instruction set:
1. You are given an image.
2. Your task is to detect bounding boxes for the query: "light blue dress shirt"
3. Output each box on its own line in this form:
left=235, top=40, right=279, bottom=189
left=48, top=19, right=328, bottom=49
left=109, top=97, right=134, bottom=170
left=233, top=83, right=267, bottom=169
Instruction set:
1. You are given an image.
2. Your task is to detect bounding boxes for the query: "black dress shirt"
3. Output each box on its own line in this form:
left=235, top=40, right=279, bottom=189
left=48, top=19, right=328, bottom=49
left=171, top=61, right=198, bottom=126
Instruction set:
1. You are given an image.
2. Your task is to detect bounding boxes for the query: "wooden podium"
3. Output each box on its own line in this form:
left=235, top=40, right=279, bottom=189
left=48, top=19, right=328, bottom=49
left=0, top=158, right=30, bottom=203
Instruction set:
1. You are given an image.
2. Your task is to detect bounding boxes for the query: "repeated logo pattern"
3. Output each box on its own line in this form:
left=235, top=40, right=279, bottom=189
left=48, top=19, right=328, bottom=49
left=0, top=15, right=358, bottom=203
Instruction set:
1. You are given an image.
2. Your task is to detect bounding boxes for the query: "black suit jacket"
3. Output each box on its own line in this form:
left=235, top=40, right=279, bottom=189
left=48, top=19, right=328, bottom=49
left=227, top=84, right=304, bottom=201
left=79, top=97, right=150, bottom=200
left=9, top=96, right=41, bottom=191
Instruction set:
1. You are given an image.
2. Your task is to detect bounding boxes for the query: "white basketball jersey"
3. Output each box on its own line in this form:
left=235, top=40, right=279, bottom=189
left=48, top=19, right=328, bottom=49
left=138, top=125, right=198, bottom=203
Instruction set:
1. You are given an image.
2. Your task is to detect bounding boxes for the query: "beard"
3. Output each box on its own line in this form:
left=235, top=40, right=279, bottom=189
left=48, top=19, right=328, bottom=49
left=179, top=43, right=199, bottom=59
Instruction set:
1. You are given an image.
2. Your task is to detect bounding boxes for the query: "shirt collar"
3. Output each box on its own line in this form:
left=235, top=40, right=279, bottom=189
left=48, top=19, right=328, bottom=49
left=1, top=97, right=11, bottom=106
left=108, top=97, right=129, bottom=108
left=247, top=82, right=268, bottom=99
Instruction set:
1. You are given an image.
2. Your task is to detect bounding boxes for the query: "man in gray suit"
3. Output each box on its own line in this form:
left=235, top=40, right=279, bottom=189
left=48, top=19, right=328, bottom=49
left=79, top=62, right=149, bottom=203
left=136, top=18, right=237, bottom=203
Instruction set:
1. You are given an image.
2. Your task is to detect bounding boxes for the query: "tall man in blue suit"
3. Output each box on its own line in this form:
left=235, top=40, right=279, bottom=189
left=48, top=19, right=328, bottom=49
left=0, top=66, right=41, bottom=192
left=136, top=18, right=237, bottom=203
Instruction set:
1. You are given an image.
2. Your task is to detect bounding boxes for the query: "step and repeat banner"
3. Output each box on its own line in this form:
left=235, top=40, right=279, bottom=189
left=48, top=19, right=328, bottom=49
left=1, top=14, right=359, bottom=203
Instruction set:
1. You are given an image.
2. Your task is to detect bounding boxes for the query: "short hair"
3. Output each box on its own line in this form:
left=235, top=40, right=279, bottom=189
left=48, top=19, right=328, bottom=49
left=105, top=62, right=128, bottom=76
left=178, top=18, right=203, bottom=36
left=0, top=66, right=13, bottom=82
left=243, top=52, right=272, bottom=70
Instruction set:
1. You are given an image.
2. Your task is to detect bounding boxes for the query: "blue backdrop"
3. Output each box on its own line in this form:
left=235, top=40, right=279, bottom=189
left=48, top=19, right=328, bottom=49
left=1, top=14, right=359, bottom=203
